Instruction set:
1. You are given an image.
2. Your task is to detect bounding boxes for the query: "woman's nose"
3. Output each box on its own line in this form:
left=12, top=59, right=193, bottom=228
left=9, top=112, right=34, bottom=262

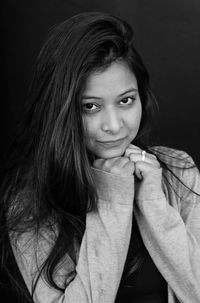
left=101, top=109, right=123, bottom=134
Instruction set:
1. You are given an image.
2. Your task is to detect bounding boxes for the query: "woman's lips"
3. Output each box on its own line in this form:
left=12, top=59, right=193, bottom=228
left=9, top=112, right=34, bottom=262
left=97, top=137, right=127, bottom=148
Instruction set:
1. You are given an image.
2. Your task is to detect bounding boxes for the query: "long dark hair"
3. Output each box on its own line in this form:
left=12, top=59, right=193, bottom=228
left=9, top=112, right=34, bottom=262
left=0, top=11, right=166, bottom=300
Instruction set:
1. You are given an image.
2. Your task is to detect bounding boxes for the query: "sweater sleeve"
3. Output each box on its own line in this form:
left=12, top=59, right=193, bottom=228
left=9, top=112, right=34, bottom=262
left=134, top=152, right=200, bottom=303
left=10, top=168, right=134, bottom=303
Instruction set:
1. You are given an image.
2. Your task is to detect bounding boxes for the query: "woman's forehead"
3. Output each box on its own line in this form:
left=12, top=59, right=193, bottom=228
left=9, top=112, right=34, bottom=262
left=83, top=61, right=138, bottom=97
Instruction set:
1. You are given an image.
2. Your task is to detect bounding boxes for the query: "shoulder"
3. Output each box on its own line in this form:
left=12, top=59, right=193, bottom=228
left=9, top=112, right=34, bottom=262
left=149, top=145, right=200, bottom=199
left=148, top=145, right=195, bottom=168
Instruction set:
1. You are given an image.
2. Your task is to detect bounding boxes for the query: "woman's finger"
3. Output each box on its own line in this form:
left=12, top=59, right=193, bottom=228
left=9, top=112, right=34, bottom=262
left=124, top=145, right=140, bottom=156
left=128, top=153, right=160, bottom=168
left=125, top=146, right=157, bottom=160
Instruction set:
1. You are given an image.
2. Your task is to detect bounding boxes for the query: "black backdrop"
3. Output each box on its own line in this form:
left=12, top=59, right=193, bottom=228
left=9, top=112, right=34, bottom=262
left=2, top=0, right=200, bottom=166
left=1, top=1, right=200, bottom=300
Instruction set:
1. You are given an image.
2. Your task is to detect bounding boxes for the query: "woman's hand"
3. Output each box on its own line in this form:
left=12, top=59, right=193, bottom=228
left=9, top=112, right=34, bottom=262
left=125, top=144, right=163, bottom=199
left=93, top=156, right=135, bottom=177
left=125, top=144, right=160, bottom=180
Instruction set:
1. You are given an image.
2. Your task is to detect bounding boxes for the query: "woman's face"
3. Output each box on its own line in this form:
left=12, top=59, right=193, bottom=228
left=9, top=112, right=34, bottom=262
left=82, top=60, right=142, bottom=159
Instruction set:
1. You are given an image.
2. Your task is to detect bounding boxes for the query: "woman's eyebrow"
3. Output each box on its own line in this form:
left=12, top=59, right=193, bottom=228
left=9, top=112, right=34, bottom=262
left=82, top=88, right=138, bottom=100
left=82, top=95, right=102, bottom=100
left=118, top=88, right=138, bottom=97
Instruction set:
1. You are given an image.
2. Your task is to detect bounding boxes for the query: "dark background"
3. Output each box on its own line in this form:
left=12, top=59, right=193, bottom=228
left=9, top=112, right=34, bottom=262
left=1, top=1, right=200, bottom=300
left=2, top=0, right=200, bottom=167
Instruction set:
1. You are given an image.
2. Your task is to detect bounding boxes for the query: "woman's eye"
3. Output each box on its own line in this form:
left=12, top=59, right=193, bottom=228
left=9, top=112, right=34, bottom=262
left=120, top=97, right=136, bottom=105
left=82, top=103, right=98, bottom=112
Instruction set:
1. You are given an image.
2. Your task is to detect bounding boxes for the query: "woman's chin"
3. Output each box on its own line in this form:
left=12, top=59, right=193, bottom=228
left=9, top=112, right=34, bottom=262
left=95, top=148, right=126, bottom=159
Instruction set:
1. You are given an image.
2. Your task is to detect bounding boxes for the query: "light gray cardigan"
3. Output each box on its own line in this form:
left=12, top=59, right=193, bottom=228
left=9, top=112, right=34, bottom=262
left=11, top=147, right=200, bottom=302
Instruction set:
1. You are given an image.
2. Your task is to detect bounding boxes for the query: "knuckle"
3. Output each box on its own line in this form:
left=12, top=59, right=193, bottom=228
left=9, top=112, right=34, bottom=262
left=152, top=159, right=160, bottom=167
left=103, top=160, right=111, bottom=171
left=111, top=166, right=120, bottom=174
left=150, top=154, right=157, bottom=160
left=93, top=159, right=102, bottom=168
left=129, top=153, right=135, bottom=160
left=124, top=148, right=131, bottom=157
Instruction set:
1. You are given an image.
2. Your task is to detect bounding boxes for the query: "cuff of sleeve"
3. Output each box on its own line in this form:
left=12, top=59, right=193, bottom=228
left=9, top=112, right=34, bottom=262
left=135, top=169, right=166, bottom=201
left=91, top=167, right=134, bottom=205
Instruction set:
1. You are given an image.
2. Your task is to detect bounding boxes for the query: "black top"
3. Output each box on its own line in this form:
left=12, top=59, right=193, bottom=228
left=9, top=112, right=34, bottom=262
left=115, top=218, right=168, bottom=303
left=115, top=251, right=168, bottom=303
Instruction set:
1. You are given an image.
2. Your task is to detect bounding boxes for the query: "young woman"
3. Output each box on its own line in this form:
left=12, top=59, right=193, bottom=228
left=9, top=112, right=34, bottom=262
left=0, top=11, right=200, bottom=303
